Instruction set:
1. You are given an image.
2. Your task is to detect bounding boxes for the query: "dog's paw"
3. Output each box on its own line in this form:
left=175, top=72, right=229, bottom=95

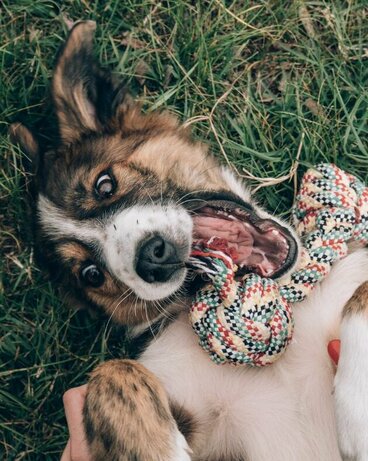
left=334, top=315, right=368, bottom=461
left=85, top=359, right=192, bottom=461
left=335, top=387, right=368, bottom=461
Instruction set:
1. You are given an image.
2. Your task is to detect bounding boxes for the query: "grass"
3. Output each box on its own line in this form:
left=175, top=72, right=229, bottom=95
left=1, top=0, right=367, bottom=459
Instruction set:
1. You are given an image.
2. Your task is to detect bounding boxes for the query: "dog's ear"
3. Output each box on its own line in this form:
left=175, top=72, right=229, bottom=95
left=9, top=122, right=40, bottom=171
left=52, top=21, right=128, bottom=144
left=53, top=21, right=182, bottom=143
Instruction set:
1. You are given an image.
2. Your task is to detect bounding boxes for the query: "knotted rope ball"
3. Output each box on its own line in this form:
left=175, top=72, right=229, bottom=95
left=189, top=164, right=368, bottom=367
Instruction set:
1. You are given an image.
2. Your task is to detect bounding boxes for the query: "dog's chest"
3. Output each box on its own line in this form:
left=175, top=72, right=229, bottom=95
left=138, top=312, right=309, bottom=460
left=136, top=243, right=368, bottom=460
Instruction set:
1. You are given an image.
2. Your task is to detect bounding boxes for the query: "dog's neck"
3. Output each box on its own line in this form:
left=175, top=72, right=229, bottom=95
left=125, top=300, right=187, bottom=359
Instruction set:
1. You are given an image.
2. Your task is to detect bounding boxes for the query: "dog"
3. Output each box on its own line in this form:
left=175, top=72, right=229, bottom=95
left=11, top=21, right=368, bottom=461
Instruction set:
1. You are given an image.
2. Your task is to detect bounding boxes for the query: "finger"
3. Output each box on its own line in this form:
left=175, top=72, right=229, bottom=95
left=63, top=385, right=91, bottom=461
left=60, top=439, right=71, bottom=461
left=328, top=339, right=341, bottom=366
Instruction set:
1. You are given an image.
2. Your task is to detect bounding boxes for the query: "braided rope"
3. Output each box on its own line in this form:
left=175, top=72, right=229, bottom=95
left=189, top=164, right=368, bottom=367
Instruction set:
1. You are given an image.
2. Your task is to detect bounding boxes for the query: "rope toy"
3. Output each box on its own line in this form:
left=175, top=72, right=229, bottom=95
left=189, top=164, right=368, bottom=367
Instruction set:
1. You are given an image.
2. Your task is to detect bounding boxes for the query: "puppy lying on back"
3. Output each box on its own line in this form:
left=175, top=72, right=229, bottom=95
left=11, top=21, right=368, bottom=461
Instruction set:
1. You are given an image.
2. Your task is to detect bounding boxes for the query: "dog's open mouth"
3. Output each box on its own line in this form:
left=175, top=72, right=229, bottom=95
left=190, top=198, right=298, bottom=279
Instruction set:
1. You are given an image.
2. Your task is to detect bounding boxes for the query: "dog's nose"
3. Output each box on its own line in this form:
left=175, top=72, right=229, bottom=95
left=136, top=236, right=183, bottom=283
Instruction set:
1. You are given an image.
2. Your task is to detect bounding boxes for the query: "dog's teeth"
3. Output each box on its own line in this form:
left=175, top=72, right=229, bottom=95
left=272, top=229, right=280, bottom=236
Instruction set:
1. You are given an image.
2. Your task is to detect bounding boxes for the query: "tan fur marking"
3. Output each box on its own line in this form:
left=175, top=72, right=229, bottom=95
left=118, top=104, right=181, bottom=136
left=57, top=242, right=90, bottom=263
left=131, top=134, right=228, bottom=192
left=343, top=281, right=368, bottom=317
left=85, top=359, right=179, bottom=461
left=73, top=82, right=96, bottom=130
left=9, top=123, right=39, bottom=158
left=52, top=22, right=98, bottom=143
left=56, top=242, right=168, bottom=325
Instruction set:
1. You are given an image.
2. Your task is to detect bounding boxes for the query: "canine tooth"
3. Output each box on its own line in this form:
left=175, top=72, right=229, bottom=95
left=271, top=229, right=280, bottom=236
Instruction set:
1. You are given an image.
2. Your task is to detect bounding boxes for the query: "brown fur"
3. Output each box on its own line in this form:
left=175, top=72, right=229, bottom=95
left=343, top=281, right=368, bottom=317
left=9, top=123, right=39, bottom=159
left=170, top=403, right=196, bottom=447
left=52, top=21, right=101, bottom=143
left=84, top=359, right=184, bottom=461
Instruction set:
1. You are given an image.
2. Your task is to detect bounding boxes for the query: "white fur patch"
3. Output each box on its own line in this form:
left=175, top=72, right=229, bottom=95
left=220, top=167, right=252, bottom=202
left=170, top=430, right=192, bottom=461
left=334, top=313, right=368, bottom=461
left=38, top=194, right=103, bottom=242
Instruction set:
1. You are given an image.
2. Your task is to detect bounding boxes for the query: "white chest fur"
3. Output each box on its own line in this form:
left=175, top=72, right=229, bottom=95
left=139, top=250, right=368, bottom=461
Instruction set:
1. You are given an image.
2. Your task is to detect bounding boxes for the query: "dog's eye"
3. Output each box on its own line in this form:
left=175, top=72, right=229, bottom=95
left=80, top=263, right=105, bottom=287
left=95, top=172, right=115, bottom=199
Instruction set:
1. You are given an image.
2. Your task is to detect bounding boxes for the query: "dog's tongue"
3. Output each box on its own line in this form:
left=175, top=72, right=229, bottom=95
left=192, top=215, right=284, bottom=277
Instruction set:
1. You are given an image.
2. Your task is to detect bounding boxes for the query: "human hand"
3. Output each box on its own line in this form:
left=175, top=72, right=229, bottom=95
left=60, top=385, right=92, bottom=461
left=328, top=339, right=340, bottom=366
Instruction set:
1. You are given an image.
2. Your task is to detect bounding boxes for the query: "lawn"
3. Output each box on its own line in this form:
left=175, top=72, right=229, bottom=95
left=1, top=1, right=367, bottom=459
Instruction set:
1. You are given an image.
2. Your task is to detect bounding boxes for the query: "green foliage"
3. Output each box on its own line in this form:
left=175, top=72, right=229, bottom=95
left=1, top=1, right=367, bottom=459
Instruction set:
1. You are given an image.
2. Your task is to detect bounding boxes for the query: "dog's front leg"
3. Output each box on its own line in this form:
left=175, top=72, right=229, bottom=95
left=84, top=359, right=192, bottom=461
left=335, top=281, right=368, bottom=461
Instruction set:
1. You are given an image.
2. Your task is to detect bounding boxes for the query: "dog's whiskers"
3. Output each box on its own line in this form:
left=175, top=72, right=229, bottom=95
left=102, top=287, right=133, bottom=342
left=152, top=298, right=177, bottom=322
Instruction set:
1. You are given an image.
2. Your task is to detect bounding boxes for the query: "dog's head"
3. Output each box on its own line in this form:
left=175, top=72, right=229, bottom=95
left=11, top=22, right=299, bottom=326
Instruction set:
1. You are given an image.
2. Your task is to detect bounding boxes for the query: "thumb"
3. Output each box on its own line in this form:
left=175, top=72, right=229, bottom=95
left=63, top=385, right=91, bottom=461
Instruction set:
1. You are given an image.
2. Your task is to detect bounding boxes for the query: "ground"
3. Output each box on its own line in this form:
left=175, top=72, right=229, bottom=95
left=0, top=1, right=367, bottom=459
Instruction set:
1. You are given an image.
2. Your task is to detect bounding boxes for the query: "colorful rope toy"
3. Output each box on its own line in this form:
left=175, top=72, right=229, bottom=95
left=189, top=164, right=368, bottom=367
